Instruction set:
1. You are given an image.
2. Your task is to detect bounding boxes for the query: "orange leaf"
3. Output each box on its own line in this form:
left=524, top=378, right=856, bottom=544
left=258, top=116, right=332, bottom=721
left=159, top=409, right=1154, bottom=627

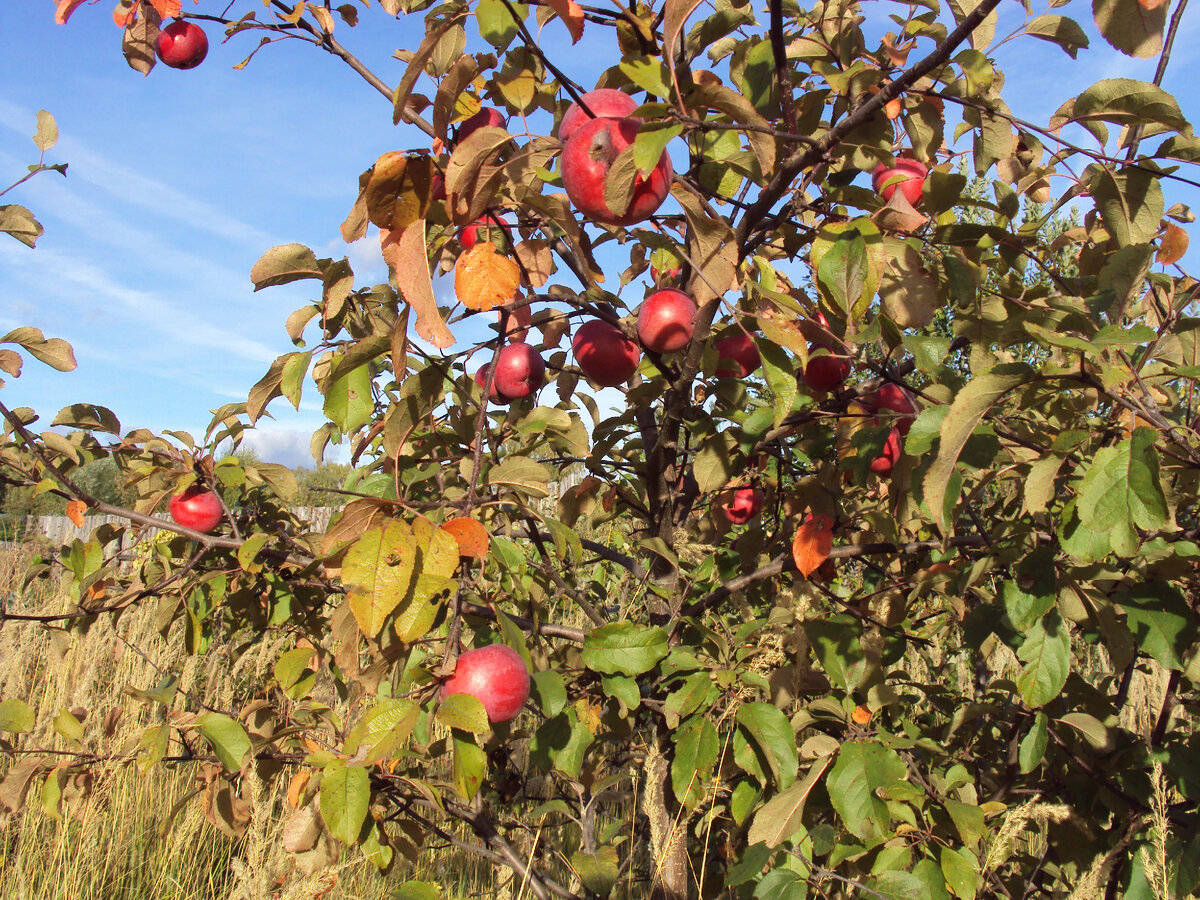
left=851, top=705, right=873, bottom=725
left=147, top=0, right=181, bottom=18
left=884, top=97, right=902, bottom=120
left=381, top=221, right=456, bottom=348
left=792, top=513, right=833, bottom=578
left=1139, top=0, right=1170, bottom=9
left=66, top=500, right=86, bottom=528
left=56, top=0, right=91, bottom=25
left=544, top=0, right=585, bottom=42
left=501, top=301, right=532, bottom=343
left=1157, top=222, right=1189, bottom=265
left=455, top=243, right=519, bottom=312
left=112, top=1, right=137, bottom=27
left=287, top=771, right=310, bottom=808
left=440, top=518, right=490, bottom=560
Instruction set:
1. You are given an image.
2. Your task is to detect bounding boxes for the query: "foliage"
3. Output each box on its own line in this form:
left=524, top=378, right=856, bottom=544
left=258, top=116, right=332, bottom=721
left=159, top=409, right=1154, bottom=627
left=4, top=1, right=1200, bottom=899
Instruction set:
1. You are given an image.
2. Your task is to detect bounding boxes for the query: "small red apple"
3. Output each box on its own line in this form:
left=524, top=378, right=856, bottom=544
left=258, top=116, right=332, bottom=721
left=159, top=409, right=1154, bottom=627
left=431, top=171, right=447, bottom=202
left=458, top=214, right=513, bottom=252
left=156, top=20, right=208, bottom=69
left=869, top=427, right=903, bottom=476
left=559, top=88, right=640, bottom=143
left=491, top=342, right=546, bottom=399
left=456, top=107, right=507, bottom=144
left=474, top=366, right=503, bottom=401
left=637, top=288, right=697, bottom=354
left=441, top=644, right=530, bottom=724
left=561, top=116, right=673, bottom=227
left=715, top=333, right=761, bottom=377
left=872, top=157, right=928, bottom=208
left=804, top=351, right=852, bottom=392
left=720, top=487, right=764, bottom=525
left=169, top=484, right=223, bottom=533
left=571, top=320, right=642, bottom=387
left=650, top=264, right=683, bottom=284
left=871, top=383, right=917, bottom=436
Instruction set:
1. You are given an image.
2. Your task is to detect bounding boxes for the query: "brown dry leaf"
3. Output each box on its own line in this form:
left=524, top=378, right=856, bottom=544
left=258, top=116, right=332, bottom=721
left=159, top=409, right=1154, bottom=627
left=515, top=238, right=553, bottom=287
left=1157, top=222, right=1188, bottom=265
left=871, top=189, right=928, bottom=235
left=381, top=222, right=456, bottom=348
left=455, top=243, right=519, bottom=312
left=440, top=517, right=490, bottom=559
left=544, top=0, right=585, bottom=42
left=792, top=513, right=833, bottom=578
left=881, top=33, right=912, bottom=66
left=884, top=97, right=902, bottom=120
left=65, top=500, right=86, bottom=528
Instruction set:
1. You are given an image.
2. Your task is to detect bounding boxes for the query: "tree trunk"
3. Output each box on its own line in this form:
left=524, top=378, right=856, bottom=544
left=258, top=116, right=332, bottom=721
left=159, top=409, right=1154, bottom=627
left=644, top=736, right=691, bottom=900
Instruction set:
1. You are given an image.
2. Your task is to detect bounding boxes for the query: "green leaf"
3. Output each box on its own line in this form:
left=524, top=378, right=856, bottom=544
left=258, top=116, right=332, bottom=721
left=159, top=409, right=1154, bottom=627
left=0, top=699, right=35, bottom=734
left=197, top=713, right=251, bottom=772
left=529, top=708, right=593, bottom=779
left=759, top=341, right=799, bottom=429
left=571, top=847, right=621, bottom=896
left=923, top=366, right=1027, bottom=532
left=1092, top=0, right=1166, bottom=59
left=437, top=693, right=491, bottom=735
left=52, top=708, right=83, bottom=743
left=735, top=703, right=798, bottom=789
left=1019, top=711, right=1048, bottom=773
left=475, top=0, right=519, bottom=49
left=1089, top=166, right=1164, bottom=248
left=1025, top=14, right=1089, bottom=58
left=601, top=674, right=641, bottom=711
left=1077, top=79, right=1185, bottom=130
left=632, top=122, right=683, bottom=177
left=342, top=522, right=418, bottom=640
left=320, top=761, right=370, bottom=845
left=452, top=730, right=486, bottom=800
left=1119, top=582, right=1197, bottom=671
left=1076, top=427, right=1167, bottom=557
left=827, top=741, right=906, bottom=841
left=671, top=716, right=718, bottom=809
left=236, top=533, right=270, bottom=573
left=582, top=623, right=669, bottom=676
left=747, top=753, right=834, bottom=847
left=323, top=362, right=374, bottom=434
left=487, top=456, right=553, bottom=498
left=692, top=431, right=739, bottom=493
left=1016, top=610, right=1071, bottom=708
left=250, top=243, right=322, bottom=290
left=531, top=670, right=567, bottom=718
left=344, top=698, right=420, bottom=763
left=941, top=845, right=980, bottom=899
left=1003, top=582, right=1054, bottom=632
left=944, top=799, right=986, bottom=850
left=390, top=884, right=443, bottom=900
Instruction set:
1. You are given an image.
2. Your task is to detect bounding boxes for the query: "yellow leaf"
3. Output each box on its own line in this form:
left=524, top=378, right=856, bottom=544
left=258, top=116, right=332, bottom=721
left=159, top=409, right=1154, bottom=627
left=364, top=152, right=434, bottom=231
left=455, top=243, right=519, bottom=312
left=792, top=514, right=833, bottom=578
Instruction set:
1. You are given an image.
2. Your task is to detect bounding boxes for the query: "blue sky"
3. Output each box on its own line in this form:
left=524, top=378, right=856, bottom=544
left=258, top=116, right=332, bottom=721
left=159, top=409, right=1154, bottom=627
left=0, top=1, right=1197, bottom=469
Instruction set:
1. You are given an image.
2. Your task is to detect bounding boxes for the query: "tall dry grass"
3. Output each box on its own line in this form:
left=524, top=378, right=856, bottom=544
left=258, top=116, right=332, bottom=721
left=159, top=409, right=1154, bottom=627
left=0, top=544, right=507, bottom=900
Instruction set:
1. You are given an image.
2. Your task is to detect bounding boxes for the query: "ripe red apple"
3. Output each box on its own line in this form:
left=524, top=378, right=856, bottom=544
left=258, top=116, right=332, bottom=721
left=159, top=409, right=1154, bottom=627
left=720, top=487, right=764, bottom=525
left=804, top=351, right=852, bottom=392
left=869, top=427, right=903, bottom=475
left=169, top=484, right=223, bottom=533
left=441, top=644, right=530, bottom=724
left=650, top=264, right=683, bottom=284
left=559, top=88, right=640, bottom=143
left=637, top=288, right=697, bottom=354
left=872, top=157, right=928, bottom=207
left=871, top=383, right=917, bottom=436
left=456, top=107, right=507, bottom=144
left=571, top=320, right=642, bottom=387
left=474, top=366, right=503, bottom=401
left=561, top=117, right=673, bottom=227
left=458, top=214, right=513, bottom=252
left=715, top=333, right=761, bottom=377
left=491, top=342, right=546, bottom=399
left=156, top=20, right=208, bottom=70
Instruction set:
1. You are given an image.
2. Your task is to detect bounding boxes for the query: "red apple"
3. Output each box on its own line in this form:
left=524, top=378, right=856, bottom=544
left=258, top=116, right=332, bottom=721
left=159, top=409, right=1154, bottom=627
left=804, top=351, right=852, bottom=392
left=441, top=644, right=530, bottom=724
left=458, top=214, right=513, bottom=252
left=720, top=487, right=764, bottom=525
left=561, top=116, right=673, bottom=227
left=869, top=427, right=903, bottom=475
left=559, top=88, right=640, bottom=143
left=715, top=333, right=761, bottom=377
left=474, top=366, right=503, bottom=401
left=872, top=157, right=928, bottom=208
left=169, top=484, right=223, bottom=533
left=155, top=20, right=208, bottom=70
left=492, top=342, right=545, bottom=399
left=871, top=383, right=917, bottom=436
left=650, top=264, right=683, bottom=284
left=431, top=171, right=446, bottom=202
left=571, top=319, right=641, bottom=387
left=456, top=107, right=507, bottom=144
left=637, top=288, right=697, bottom=354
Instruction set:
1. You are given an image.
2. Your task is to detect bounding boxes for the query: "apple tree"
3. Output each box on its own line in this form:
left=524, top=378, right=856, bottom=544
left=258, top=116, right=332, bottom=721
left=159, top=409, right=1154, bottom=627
left=4, top=0, right=1200, bottom=896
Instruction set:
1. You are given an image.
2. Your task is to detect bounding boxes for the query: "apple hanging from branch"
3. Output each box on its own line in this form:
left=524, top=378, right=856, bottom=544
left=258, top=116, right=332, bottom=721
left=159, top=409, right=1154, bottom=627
left=441, top=644, right=531, bottom=724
